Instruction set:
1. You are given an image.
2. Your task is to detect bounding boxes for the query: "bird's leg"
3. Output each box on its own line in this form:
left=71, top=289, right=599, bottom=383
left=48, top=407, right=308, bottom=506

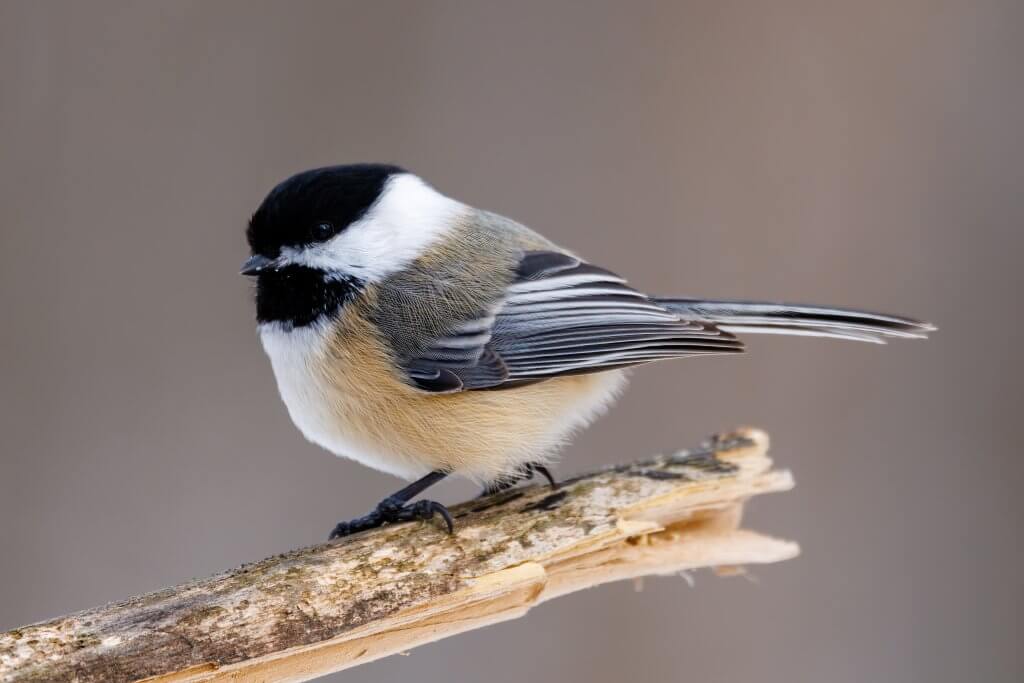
left=478, top=462, right=559, bottom=498
left=329, top=470, right=453, bottom=539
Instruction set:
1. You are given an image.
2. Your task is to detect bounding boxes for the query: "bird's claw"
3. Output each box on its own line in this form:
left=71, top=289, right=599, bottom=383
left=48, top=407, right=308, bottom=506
left=530, top=464, right=559, bottom=490
left=328, top=497, right=454, bottom=539
left=405, top=499, right=454, bottom=533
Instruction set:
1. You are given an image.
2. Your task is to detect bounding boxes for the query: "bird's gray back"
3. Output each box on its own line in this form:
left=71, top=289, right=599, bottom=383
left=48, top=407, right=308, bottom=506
left=367, top=209, right=559, bottom=362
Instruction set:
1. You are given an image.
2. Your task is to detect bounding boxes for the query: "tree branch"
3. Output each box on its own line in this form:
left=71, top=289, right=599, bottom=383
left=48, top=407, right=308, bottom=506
left=0, top=428, right=797, bottom=683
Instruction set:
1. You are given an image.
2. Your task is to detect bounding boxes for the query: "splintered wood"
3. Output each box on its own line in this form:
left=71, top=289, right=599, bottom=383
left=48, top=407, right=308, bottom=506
left=0, top=428, right=797, bottom=683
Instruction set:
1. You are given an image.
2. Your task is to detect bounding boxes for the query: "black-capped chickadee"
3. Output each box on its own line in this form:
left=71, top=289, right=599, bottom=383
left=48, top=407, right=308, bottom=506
left=242, top=164, right=933, bottom=539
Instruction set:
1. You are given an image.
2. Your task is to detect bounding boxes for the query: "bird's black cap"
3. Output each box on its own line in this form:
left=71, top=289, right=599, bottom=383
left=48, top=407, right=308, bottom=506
left=247, top=163, right=407, bottom=257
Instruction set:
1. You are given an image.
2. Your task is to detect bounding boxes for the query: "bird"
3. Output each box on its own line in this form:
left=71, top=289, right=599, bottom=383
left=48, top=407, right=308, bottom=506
left=241, top=163, right=934, bottom=539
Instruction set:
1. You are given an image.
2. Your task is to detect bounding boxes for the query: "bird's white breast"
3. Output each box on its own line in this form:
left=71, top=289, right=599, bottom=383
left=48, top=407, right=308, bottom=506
left=258, top=321, right=423, bottom=479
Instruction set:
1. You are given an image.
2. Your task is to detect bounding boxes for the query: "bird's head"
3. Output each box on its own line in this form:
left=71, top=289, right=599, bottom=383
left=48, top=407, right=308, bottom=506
left=243, top=164, right=462, bottom=328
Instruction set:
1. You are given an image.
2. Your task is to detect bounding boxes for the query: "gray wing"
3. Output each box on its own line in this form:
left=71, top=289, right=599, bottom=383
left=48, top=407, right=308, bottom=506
left=403, top=251, right=744, bottom=392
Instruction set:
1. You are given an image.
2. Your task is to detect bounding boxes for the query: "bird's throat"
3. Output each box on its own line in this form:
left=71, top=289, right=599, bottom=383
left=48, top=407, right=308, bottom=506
left=255, top=265, right=363, bottom=328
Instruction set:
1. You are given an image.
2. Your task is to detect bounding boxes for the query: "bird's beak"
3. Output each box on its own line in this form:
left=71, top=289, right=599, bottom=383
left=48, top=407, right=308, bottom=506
left=240, top=254, right=278, bottom=276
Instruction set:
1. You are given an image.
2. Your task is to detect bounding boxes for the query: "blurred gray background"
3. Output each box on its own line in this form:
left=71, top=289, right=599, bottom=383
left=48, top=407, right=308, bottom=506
left=1, top=2, right=1020, bottom=681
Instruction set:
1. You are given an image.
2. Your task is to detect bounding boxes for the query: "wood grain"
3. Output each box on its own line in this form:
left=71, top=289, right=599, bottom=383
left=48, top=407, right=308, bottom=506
left=0, top=428, right=797, bottom=683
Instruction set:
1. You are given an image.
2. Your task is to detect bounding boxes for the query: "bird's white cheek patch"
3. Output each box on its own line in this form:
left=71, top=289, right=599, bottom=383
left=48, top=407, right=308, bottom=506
left=287, top=173, right=465, bottom=282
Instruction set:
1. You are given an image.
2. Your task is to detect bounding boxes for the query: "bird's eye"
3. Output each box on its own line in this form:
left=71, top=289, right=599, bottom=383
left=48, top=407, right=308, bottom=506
left=313, top=221, right=336, bottom=240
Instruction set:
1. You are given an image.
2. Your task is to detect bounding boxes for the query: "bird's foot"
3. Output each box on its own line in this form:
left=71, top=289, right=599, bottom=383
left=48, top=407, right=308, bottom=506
left=328, top=496, right=454, bottom=539
left=478, top=462, right=559, bottom=498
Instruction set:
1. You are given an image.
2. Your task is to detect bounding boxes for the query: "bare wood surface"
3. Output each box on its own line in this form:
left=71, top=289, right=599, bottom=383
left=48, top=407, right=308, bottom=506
left=0, top=428, right=797, bottom=683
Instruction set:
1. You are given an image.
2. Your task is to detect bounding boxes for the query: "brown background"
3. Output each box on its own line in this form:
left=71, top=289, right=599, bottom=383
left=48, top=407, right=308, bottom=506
left=1, top=2, right=1020, bottom=682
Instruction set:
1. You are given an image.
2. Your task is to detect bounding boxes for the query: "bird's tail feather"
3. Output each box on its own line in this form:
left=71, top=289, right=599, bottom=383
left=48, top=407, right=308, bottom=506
left=656, top=298, right=935, bottom=345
